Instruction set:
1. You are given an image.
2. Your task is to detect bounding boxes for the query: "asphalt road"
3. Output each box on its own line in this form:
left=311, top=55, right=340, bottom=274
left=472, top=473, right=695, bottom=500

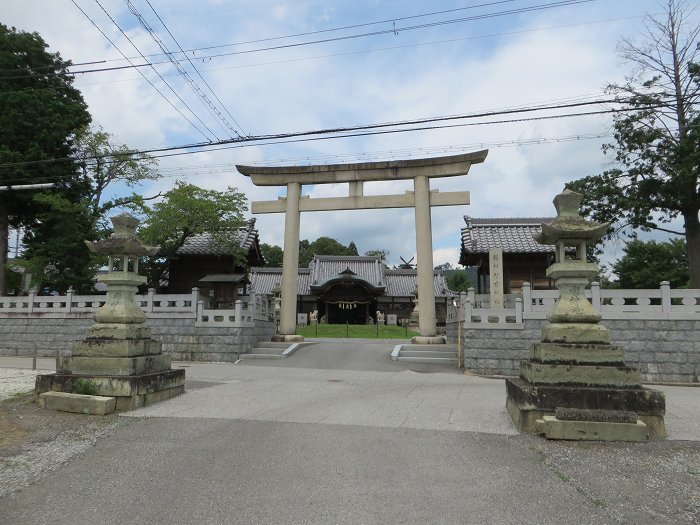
left=1, top=342, right=699, bottom=524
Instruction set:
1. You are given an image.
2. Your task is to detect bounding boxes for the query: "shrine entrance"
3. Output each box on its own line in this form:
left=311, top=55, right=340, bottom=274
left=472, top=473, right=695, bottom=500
left=312, top=268, right=382, bottom=325
left=236, top=151, right=488, bottom=343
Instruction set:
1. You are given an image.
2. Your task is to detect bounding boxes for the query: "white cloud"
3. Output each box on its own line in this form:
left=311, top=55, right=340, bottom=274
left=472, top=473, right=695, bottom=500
left=3, top=0, right=681, bottom=266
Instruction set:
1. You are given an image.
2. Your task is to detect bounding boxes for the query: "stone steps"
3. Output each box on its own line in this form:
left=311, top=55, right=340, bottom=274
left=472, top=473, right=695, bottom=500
left=397, top=356, right=458, bottom=364
left=391, top=344, right=458, bottom=365
left=242, top=341, right=313, bottom=360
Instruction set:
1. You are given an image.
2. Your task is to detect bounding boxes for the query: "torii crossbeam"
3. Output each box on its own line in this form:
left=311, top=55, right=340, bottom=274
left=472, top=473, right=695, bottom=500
left=237, top=150, right=488, bottom=343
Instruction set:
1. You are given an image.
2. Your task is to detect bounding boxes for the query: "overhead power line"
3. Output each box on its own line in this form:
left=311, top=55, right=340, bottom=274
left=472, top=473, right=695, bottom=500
left=70, top=0, right=218, bottom=141
left=2, top=0, right=594, bottom=78
left=125, top=0, right=245, bottom=138
left=0, top=97, right=664, bottom=175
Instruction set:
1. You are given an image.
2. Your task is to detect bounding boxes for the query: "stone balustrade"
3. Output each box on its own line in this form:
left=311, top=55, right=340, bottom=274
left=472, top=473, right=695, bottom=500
left=451, top=282, right=700, bottom=328
left=0, top=288, right=274, bottom=327
left=445, top=282, right=700, bottom=383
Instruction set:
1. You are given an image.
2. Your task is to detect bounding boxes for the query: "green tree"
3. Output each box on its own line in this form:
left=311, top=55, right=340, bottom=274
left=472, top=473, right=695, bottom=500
left=0, top=24, right=91, bottom=293
left=567, top=0, right=700, bottom=287
left=21, top=193, right=101, bottom=293
left=261, top=243, right=284, bottom=267
left=446, top=270, right=472, bottom=293
left=74, top=126, right=160, bottom=226
left=365, top=249, right=390, bottom=267
left=298, top=236, right=358, bottom=266
left=612, top=238, right=689, bottom=289
left=21, top=128, right=160, bottom=292
left=139, top=182, right=248, bottom=289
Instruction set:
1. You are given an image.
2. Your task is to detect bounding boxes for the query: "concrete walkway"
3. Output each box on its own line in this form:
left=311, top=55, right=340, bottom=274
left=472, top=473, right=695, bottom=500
left=1, top=345, right=699, bottom=524
left=2, top=345, right=697, bottom=440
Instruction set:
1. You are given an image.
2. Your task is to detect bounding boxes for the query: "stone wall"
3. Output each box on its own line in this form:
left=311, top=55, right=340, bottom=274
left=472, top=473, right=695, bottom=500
left=0, top=315, right=276, bottom=363
left=450, top=319, right=700, bottom=383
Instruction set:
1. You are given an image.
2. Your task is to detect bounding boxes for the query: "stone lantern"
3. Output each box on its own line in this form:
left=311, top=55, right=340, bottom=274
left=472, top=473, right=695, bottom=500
left=534, top=189, right=610, bottom=341
left=271, top=282, right=282, bottom=332
left=35, top=213, right=185, bottom=411
left=88, top=212, right=157, bottom=326
left=505, top=189, right=666, bottom=441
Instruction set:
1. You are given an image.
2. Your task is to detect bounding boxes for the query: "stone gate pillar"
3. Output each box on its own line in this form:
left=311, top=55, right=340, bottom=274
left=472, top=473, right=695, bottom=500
left=413, top=174, right=437, bottom=339
left=279, top=182, right=302, bottom=339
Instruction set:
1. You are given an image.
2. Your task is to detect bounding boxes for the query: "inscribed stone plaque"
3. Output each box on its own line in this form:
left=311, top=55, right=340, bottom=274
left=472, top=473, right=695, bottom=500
left=489, top=248, right=504, bottom=309
left=386, top=314, right=398, bottom=326
left=297, top=313, right=308, bottom=326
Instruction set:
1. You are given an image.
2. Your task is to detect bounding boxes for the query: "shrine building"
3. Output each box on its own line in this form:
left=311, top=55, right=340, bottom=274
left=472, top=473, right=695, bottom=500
left=250, top=255, right=454, bottom=326
left=459, top=217, right=557, bottom=294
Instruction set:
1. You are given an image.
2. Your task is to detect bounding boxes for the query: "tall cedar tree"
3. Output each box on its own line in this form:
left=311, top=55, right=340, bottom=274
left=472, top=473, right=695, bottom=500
left=0, top=25, right=91, bottom=293
left=567, top=1, right=700, bottom=287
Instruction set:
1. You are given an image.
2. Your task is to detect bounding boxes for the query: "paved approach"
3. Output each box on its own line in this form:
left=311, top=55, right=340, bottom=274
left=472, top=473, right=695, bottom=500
left=1, top=342, right=699, bottom=524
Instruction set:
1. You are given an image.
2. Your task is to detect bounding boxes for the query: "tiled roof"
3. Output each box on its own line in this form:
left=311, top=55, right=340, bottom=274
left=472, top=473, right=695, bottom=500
left=250, top=267, right=311, bottom=295
left=384, top=269, right=453, bottom=298
left=309, top=255, right=383, bottom=286
left=176, top=218, right=259, bottom=256
left=461, top=216, right=556, bottom=255
left=250, top=257, right=453, bottom=298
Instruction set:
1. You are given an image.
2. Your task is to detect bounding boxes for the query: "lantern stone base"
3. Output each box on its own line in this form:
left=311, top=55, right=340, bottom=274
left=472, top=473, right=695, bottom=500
left=505, top=377, right=666, bottom=439
left=35, top=320, right=185, bottom=412
left=534, top=415, right=650, bottom=442
left=36, top=369, right=185, bottom=412
left=542, top=322, right=610, bottom=344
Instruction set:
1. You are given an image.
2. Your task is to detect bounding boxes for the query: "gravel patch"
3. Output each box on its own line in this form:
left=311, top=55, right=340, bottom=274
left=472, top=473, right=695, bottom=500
left=0, top=368, right=123, bottom=499
left=0, top=369, right=42, bottom=401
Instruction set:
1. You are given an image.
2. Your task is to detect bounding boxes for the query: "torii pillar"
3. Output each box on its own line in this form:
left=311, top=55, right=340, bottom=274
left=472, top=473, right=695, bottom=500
left=237, top=151, right=488, bottom=343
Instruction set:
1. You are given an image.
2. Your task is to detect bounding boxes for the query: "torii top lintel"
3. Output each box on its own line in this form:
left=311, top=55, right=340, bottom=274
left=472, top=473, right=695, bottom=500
left=236, top=150, right=488, bottom=186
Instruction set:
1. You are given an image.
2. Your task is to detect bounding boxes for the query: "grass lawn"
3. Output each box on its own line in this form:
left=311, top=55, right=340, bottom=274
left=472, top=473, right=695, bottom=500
left=296, top=323, right=419, bottom=339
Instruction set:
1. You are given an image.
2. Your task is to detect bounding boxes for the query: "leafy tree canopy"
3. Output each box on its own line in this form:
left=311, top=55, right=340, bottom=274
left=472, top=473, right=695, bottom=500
left=434, top=262, right=453, bottom=271
left=612, top=238, right=689, bottom=289
left=74, top=126, right=161, bottom=226
left=21, top=192, right=101, bottom=294
left=139, top=182, right=248, bottom=289
left=365, top=249, right=390, bottom=267
left=0, top=24, right=91, bottom=293
left=566, top=0, right=700, bottom=286
left=261, top=243, right=284, bottom=267
left=299, top=236, right=359, bottom=267
left=446, top=269, right=477, bottom=293
left=20, top=127, right=161, bottom=292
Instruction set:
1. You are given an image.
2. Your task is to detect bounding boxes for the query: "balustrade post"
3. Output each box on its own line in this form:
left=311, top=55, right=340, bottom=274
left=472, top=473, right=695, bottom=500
left=522, top=282, right=531, bottom=315
left=467, top=287, right=475, bottom=306
left=191, top=287, right=201, bottom=315
left=515, top=297, right=523, bottom=323
left=660, top=281, right=671, bottom=313
left=464, top=298, right=473, bottom=324
left=197, top=300, right=205, bottom=323
left=591, top=281, right=601, bottom=313
left=147, top=287, right=156, bottom=313
left=235, top=299, right=243, bottom=324
left=28, top=288, right=36, bottom=314
left=66, top=287, right=74, bottom=313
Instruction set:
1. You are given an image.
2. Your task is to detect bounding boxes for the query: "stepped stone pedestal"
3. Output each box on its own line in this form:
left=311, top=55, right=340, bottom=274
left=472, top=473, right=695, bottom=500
left=505, top=190, right=666, bottom=440
left=35, top=213, right=185, bottom=411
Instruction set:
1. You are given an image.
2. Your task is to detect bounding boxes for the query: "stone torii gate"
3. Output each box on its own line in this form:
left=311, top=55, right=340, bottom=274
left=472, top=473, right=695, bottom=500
left=237, top=151, right=488, bottom=343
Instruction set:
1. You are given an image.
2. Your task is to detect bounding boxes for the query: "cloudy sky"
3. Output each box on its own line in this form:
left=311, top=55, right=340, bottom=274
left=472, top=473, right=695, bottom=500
left=3, top=0, right=692, bottom=268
